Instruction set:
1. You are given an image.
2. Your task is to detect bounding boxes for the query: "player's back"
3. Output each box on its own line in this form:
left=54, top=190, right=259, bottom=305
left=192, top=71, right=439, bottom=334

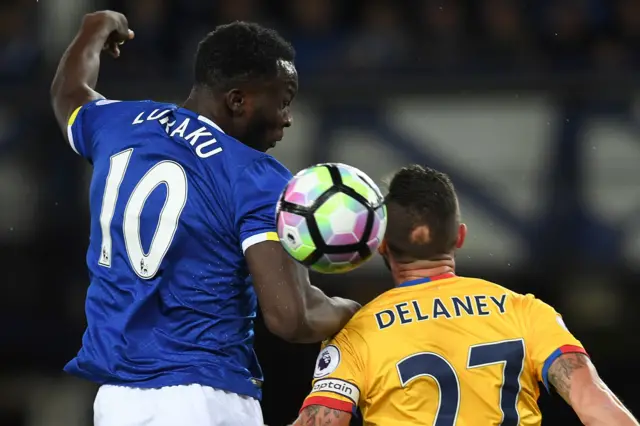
left=305, top=273, right=586, bottom=425
left=63, top=99, right=292, bottom=399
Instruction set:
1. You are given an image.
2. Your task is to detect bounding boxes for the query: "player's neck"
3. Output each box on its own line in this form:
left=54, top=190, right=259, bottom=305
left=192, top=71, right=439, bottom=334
left=182, top=89, right=229, bottom=133
left=393, top=258, right=456, bottom=286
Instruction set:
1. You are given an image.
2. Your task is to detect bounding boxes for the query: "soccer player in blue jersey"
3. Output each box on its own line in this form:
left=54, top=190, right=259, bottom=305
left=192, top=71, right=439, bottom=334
left=51, top=10, right=359, bottom=426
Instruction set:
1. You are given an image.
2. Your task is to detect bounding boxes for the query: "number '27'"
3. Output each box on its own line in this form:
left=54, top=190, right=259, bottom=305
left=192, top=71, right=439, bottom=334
left=396, top=339, right=525, bottom=426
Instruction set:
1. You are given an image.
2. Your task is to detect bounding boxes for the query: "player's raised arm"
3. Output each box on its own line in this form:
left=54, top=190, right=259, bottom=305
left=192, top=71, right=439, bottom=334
left=51, top=11, right=133, bottom=137
left=246, top=242, right=359, bottom=343
left=548, top=353, right=638, bottom=426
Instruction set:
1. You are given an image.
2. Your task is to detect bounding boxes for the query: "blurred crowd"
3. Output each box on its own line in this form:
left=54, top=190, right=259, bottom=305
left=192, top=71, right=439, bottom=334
left=3, top=0, right=640, bottom=81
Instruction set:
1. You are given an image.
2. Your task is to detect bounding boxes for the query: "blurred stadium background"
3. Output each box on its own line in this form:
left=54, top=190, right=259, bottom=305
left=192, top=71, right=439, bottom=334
left=1, top=0, right=639, bottom=424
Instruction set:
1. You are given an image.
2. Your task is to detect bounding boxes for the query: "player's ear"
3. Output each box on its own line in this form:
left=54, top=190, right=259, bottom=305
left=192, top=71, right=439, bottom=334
left=456, top=223, right=467, bottom=249
left=378, top=240, right=393, bottom=272
left=225, top=89, right=245, bottom=115
left=378, top=239, right=387, bottom=256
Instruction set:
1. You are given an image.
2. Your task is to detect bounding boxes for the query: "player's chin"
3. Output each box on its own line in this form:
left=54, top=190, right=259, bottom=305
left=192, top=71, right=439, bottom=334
left=268, top=129, right=285, bottom=148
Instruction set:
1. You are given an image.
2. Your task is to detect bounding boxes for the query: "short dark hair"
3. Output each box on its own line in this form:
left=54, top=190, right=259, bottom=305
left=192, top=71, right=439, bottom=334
left=194, top=21, right=295, bottom=90
left=385, top=165, right=459, bottom=261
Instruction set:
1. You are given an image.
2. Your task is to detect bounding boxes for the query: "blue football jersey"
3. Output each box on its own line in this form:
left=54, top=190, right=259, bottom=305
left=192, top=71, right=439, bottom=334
left=63, top=99, right=292, bottom=399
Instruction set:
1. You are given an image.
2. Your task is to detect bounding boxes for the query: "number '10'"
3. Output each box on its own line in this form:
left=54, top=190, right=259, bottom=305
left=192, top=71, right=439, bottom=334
left=98, top=149, right=188, bottom=279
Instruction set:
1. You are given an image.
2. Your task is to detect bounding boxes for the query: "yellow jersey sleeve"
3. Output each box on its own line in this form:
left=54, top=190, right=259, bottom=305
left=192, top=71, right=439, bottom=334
left=523, top=294, right=587, bottom=391
left=300, top=326, right=367, bottom=415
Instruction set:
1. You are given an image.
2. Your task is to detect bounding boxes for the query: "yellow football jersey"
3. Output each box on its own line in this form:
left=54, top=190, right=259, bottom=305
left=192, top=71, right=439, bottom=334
left=301, top=273, right=587, bottom=425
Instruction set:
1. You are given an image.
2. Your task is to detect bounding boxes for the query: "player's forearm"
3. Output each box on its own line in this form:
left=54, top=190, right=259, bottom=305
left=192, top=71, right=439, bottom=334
left=549, top=353, right=638, bottom=426
left=291, top=405, right=352, bottom=426
left=571, top=382, right=638, bottom=426
left=54, top=28, right=106, bottom=92
left=51, top=19, right=107, bottom=124
left=248, top=242, right=358, bottom=343
left=297, top=287, right=356, bottom=343
left=262, top=287, right=350, bottom=344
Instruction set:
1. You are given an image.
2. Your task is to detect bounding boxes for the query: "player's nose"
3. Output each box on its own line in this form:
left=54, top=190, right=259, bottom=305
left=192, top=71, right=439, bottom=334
left=282, top=111, right=293, bottom=128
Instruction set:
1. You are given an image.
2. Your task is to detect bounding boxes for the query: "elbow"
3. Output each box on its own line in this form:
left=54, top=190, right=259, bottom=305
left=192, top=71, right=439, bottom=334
left=262, top=310, right=310, bottom=343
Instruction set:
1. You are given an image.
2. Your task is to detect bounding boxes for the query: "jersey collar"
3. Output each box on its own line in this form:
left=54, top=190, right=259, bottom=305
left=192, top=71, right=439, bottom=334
left=177, top=107, right=226, bottom=134
left=398, top=272, right=457, bottom=288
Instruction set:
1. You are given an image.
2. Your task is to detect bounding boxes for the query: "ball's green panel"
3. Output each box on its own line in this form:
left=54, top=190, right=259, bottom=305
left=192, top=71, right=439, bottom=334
left=313, top=192, right=367, bottom=244
left=314, top=191, right=365, bottom=218
left=310, top=256, right=364, bottom=274
left=286, top=165, right=335, bottom=207
left=309, top=256, right=334, bottom=274
left=314, top=165, right=335, bottom=187
left=278, top=162, right=386, bottom=275
left=286, top=242, right=316, bottom=262
left=277, top=212, right=317, bottom=262
left=337, top=164, right=382, bottom=206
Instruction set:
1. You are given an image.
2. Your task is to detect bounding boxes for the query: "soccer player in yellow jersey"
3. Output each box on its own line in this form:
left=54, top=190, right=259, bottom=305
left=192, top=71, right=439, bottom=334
left=291, top=165, right=637, bottom=426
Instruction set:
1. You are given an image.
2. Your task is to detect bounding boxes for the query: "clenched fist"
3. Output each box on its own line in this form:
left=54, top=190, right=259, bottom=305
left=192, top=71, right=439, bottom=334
left=81, top=11, right=134, bottom=58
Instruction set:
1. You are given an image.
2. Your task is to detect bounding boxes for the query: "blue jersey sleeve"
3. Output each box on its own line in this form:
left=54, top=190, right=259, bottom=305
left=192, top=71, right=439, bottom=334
left=234, top=156, right=293, bottom=253
left=66, top=99, right=122, bottom=160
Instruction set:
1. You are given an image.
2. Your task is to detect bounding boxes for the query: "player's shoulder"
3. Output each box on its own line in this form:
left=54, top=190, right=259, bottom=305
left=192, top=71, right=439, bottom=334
left=227, top=143, right=287, bottom=171
left=352, top=275, right=529, bottom=318
left=227, top=148, right=293, bottom=185
left=81, top=99, right=174, bottom=114
left=453, top=277, right=557, bottom=316
left=251, top=154, right=292, bottom=179
left=74, top=99, right=177, bottom=126
left=452, top=276, right=545, bottom=307
left=456, top=276, right=520, bottom=296
left=342, top=292, right=395, bottom=336
left=174, top=112, right=290, bottom=179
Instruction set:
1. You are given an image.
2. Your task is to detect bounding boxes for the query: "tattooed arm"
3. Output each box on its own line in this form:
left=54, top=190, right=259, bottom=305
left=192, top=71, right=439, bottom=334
left=548, top=353, right=638, bottom=426
left=291, top=405, right=352, bottom=426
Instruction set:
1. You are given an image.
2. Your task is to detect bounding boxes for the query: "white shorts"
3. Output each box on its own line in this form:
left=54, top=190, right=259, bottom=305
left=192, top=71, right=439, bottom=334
left=93, top=384, right=263, bottom=426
